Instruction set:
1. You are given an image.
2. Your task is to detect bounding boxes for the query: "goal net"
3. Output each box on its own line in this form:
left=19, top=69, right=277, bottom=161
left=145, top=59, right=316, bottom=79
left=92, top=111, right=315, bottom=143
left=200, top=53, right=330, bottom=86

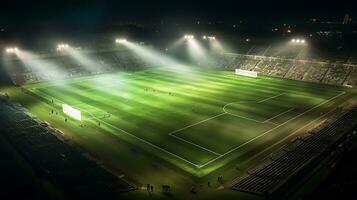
left=62, top=104, right=82, bottom=121
left=235, top=69, right=258, bottom=78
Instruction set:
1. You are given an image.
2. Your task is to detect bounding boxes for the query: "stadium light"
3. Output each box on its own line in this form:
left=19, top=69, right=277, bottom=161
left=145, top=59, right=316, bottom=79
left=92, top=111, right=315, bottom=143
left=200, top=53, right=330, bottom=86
left=290, top=38, right=307, bottom=45
left=5, top=47, right=18, bottom=54
left=202, top=35, right=216, bottom=41
left=57, top=43, right=69, bottom=51
left=208, top=36, right=216, bottom=40
left=184, top=34, right=194, bottom=40
left=115, top=38, right=127, bottom=43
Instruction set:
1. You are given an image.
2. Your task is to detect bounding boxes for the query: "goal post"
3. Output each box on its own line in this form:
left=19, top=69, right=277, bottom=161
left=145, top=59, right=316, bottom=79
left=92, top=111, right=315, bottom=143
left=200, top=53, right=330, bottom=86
left=62, top=104, right=82, bottom=121
left=235, top=69, right=258, bottom=78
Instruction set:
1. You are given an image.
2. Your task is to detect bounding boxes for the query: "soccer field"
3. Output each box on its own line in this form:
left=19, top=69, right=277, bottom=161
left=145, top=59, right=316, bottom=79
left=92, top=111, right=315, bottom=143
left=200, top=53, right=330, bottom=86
left=21, top=67, right=351, bottom=176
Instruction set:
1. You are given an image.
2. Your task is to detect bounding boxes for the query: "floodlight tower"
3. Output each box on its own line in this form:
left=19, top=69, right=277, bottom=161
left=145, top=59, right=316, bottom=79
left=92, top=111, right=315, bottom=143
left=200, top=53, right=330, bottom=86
left=115, top=38, right=127, bottom=43
left=184, top=35, right=194, bottom=40
left=57, top=43, right=70, bottom=51
left=208, top=36, right=216, bottom=40
left=290, top=38, right=307, bottom=45
left=5, top=47, right=18, bottom=54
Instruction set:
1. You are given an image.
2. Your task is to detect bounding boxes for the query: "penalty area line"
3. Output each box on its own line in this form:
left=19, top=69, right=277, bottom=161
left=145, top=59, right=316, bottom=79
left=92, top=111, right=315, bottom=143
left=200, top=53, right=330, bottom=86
left=258, top=93, right=285, bottom=103
left=168, top=113, right=226, bottom=156
left=83, top=110, right=202, bottom=168
left=34, top=90, right=204, bottom=168
left=168, top=113, right=226, bottom=136
left=170, top=134, right=222, bottom=156
left=198, top=91, right=345, bottom=168
left=263, top=107, right=295, bottom=123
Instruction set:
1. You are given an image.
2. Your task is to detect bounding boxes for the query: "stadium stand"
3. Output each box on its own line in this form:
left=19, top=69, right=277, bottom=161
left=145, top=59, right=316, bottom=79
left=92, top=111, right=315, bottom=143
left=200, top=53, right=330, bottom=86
left=212, top=53, right=357, bottom=88
left=307, top=131, right=357, bottom=199
left=4, top=46, right=357, bottom=88
left=0, top=94, right=136, bottom=198
left=231, top=107, right=357, bottom=197
left=5, top=49, right=148, bottom=85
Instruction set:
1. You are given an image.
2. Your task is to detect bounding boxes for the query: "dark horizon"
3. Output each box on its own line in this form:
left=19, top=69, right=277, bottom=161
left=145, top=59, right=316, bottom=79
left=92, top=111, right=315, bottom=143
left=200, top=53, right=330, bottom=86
left=1, top=0, right=356, bottom=25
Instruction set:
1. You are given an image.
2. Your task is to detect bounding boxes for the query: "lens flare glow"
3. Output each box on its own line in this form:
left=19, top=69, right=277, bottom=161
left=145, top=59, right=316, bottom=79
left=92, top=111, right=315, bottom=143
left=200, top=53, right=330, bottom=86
left=186, top=38, right=208, bottom=62
left=120, top=40, right=192, bottom=74
left=64, top=47, right=109, bottom=73
left=15, top=50, right=68, bottom=80
left=115, top=38, right=127, bottom=43
left=5, top=47, right=18, bottom=54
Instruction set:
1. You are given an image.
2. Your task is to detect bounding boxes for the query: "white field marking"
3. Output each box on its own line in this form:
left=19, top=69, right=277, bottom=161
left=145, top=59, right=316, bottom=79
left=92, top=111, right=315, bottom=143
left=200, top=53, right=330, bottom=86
left=167, top=93, right=288, bottom=157
left=34, top=89, right=66, bottom=104
left=82, top=109, right=202, bottom=168
left=221, top=93, right=285, bottom=124
left=224, top=112, right=278, bottom=125
left=73, top=102, right=85, bottom=107
left=258, top=93, right=285, bottom=103
left=263, top=107, right=295, bottom=123
left=168, top=93, right=287, bottom=157
left=168, top=113, right=226, bottom=136
left=35, top=90, right=203, bottom=168
left=33, top=85, right=346, bottom=168
left=35, top=90, right=200, bottom=168
left=170, top=134, right=222, bottom=156
left=232, top=99, right=342, bottom=182
left=198, top=91, right=346, bottom=168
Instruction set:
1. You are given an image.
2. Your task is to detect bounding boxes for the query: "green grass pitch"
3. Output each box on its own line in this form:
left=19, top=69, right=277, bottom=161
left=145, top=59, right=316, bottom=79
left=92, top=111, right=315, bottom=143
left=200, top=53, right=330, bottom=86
left=12, top=67, right=355, bottom=177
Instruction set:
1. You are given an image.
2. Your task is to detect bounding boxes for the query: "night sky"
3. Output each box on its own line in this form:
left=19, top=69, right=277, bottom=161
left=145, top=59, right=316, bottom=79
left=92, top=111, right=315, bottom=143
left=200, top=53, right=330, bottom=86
left=1, top=0, right=356, bottom=25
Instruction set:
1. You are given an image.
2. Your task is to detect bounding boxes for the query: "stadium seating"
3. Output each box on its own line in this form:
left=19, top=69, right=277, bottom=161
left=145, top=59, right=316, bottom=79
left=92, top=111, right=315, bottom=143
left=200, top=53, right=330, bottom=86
left=211, top=53, right=357, bottom=88
left=0, top=96, right=136, bottom=198
left=5, top=46, right=357, bottom=88
left=6, top=49, right=147, bottom=85
left=231, top=107, right=357, bottom=196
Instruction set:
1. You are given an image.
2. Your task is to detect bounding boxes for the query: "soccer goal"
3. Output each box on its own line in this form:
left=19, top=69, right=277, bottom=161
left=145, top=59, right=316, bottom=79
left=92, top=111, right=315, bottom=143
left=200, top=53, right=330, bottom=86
left=235, top=69, right=258, bottom=78
left=62, top=104, right=82, bottom=121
